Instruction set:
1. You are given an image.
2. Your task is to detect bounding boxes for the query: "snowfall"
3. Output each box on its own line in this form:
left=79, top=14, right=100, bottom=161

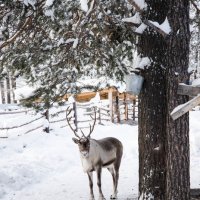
left=0, top=102, right=200, bottom=200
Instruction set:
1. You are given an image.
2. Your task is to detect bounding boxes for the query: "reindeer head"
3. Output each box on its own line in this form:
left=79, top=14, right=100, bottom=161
left=72, top=136, right=90, bottom=157
left=66, top=106, right=97, bottom=157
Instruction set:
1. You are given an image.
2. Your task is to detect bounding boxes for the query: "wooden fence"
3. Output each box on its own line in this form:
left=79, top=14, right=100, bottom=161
left=0, top=97, right=138, bottom=138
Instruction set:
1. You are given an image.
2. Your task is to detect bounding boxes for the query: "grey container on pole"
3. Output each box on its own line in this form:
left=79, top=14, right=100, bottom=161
left=126, top=73, right=144, bottom=95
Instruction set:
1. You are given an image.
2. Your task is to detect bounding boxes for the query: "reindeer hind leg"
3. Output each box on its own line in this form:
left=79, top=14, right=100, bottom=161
left=111, top=148, right=123, bottom=199
left=107, top=166, right=117, bottom=199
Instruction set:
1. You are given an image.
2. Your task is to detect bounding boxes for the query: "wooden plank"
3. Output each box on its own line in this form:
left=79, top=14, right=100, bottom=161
left=171, top=95, right=200, bottom=120
left=178, top=84, right=200, bottom=96
left=191, top=188, right=200, bottom=198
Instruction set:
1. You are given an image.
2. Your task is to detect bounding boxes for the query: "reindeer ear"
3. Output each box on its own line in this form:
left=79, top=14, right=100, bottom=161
left=72, top=138, right=79, bottom=144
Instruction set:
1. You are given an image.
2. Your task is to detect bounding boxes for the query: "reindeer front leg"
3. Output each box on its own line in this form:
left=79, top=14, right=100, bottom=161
left=87, top=172, right=95, bottom=200
left=96, top=167, right=105, bottom=200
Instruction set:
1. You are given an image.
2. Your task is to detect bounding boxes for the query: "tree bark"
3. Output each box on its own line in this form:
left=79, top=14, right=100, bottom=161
left=166, top=1, right=190, bottom=199
left=138, top=0, right=190, bottom=199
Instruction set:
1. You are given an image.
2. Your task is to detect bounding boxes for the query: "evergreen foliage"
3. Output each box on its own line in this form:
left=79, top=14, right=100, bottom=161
left=0, top=0, right=136, bottom=109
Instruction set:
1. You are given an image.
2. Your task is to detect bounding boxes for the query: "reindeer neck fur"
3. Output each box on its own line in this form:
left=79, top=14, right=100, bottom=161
left=80, top=137, right=122, bottom=173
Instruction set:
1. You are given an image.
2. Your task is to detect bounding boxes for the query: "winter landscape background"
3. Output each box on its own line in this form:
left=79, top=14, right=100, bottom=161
left=0, top=103, right=199, bottom=200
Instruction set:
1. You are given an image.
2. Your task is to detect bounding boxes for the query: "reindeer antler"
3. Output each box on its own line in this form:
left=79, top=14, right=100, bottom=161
left=87, top=107, right=97, bottom=138
left=66, top=106, right=80, bottom=139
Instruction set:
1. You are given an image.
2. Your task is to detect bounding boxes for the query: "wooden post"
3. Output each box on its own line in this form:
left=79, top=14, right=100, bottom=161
left=98, top=107, right=102, bottom=124
left=124, top=93, right=128, bottom=120
left=43, top=109, right=50, bottom=133
left=6, top=76, right=11, bottom=104
left=177, top=84, right=200, bottom=96
left=171, top=94, right=200, bottom=120
left=132, top=99, right=136, bottom=121
left=108, top=89, right=114, bottom=122
left=116, top=95, right=120, bottom=123
left=73, top=102, right=78, bottom=131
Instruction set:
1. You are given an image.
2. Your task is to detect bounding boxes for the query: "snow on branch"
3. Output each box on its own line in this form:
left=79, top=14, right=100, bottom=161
left=135, top=23, right=147, bottom=34
left=122, top=13, right=141, bottom=24
left=80, top=0, right=88, bottom=12
left=127, top=0, right=170, bottom=37
left=0, top=17, right=32, bottom=50
left=190, top=0, right=200, bottom=13
left=149, top=18, right=171, bottom=34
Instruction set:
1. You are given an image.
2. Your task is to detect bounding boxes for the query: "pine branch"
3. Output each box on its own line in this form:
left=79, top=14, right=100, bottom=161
left=127, top=0, right=168, bottom=38
left=0, top=16, right=32, bottom=50
left=190, top=0, right=200, bottom=13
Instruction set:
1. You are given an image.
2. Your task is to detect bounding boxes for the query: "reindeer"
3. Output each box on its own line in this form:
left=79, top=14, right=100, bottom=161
left=66, top=106, right=123, bottom=200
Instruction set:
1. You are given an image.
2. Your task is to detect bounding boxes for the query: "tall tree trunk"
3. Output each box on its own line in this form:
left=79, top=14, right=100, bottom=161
left=138, top=0, right=190, bottom=199
left=0, top=80, right=6, bottom=104
left=138, top=1, right=168, bottom=198
left=6, top=76, right=11, bottom=104
left=166, top=1, right=190, bottom=199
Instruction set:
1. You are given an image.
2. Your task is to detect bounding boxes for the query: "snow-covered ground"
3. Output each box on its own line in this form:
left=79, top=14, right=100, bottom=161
left=0, top=105, right=200, bottom=200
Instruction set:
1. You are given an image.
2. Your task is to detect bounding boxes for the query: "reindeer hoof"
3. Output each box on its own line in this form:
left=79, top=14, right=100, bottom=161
left=110, top=194, right=117, bottom=199
left=98, top=196, right=106, bottom=200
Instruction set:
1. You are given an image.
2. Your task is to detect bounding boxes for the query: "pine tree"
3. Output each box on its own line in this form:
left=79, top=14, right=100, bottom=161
left=0, top=0, right=135, bottom=109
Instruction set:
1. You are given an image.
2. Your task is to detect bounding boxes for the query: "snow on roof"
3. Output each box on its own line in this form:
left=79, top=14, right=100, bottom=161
left=77, top=77, right=126, bottom=93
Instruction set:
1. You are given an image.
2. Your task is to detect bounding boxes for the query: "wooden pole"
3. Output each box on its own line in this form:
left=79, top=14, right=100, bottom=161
left=6, top=76, right=11, bottom=104
left=132, top=99, right=136, bottom=121
left=98, top=107, right=102, bottom=124
left=44, top=109, right=50, bottom=133
left=116, top=95, right=120, bottom=123
left=108, top=89, right=114, bottom=122
left=124, top=93, right=128, bottom=120
left=73, top=102, right=78, bottom=131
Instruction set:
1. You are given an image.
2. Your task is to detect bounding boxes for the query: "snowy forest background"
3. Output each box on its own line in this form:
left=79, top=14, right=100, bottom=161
left=0, top=0, right=200, bottom=105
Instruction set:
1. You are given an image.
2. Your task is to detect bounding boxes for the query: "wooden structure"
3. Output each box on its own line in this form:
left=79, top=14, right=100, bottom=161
left=171, top=83, right=200, bottom=120
left=71, top=87, right=136, bottom=103
left=67, top=87, right=138, bottom=124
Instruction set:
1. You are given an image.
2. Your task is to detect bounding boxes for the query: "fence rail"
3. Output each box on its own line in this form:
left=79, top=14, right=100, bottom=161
left=0, top=97, right=138, bottom=137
